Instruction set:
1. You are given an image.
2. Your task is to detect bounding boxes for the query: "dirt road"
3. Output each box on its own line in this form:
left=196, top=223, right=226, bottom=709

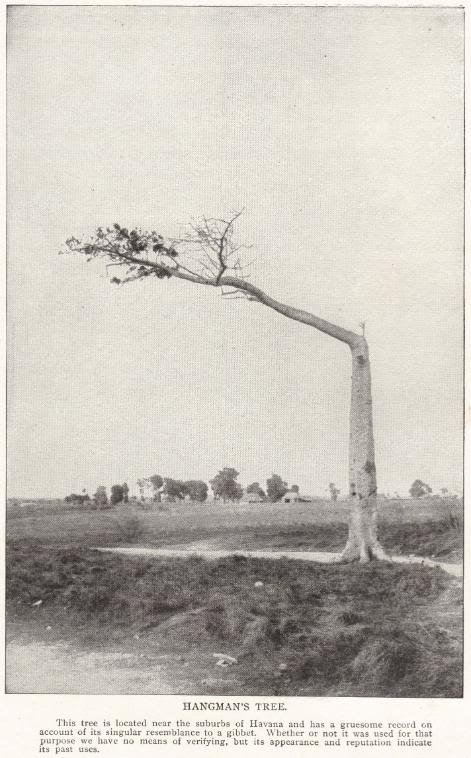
left=6, top=638, right=190, bottom=694
left=93, top=544, right=463, bottom=577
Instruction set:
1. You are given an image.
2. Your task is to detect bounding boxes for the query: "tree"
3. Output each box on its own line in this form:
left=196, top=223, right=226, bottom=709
left=246, top=482, right=266, bottom=500
left=210, top=468, right=243, bottom=502
left=64, top=212, right=388, bottom=561
left=122, top=482, right=129, bottom=503
left=185, top=480, right=209, bottom=502
left=110, top=484, right=125, bottom=505
left=163, top=477, right=187, bottom=500
left=149, top=474, right=164, bottom=500
left=94, top=486, right=108, bottom=509
left=267, top=474, right=288, bottom=502
left=292, top=484, right=300, bottom=494
left=409, top=480, right=432, bottom=499
left=329, top=483, right=340, bottom=502
left=136, top=478, right=151, bottom=501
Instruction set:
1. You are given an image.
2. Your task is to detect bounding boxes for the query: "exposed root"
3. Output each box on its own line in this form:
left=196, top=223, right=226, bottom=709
left=335, top=538, right=391, bottom=564
left=336, top=493, right=392, bottom=563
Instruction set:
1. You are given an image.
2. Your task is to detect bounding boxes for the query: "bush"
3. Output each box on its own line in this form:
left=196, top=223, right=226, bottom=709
left=114, top=510, right=145, bottom=543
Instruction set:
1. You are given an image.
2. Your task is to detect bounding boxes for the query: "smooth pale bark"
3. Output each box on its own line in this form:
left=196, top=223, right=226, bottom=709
left=104, top=254, right=389, bottom=562
left=339, top=339, right=389, bottom=562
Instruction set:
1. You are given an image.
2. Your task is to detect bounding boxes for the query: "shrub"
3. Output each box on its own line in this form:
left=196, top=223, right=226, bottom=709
left=114, top=510, right=145, bottom=543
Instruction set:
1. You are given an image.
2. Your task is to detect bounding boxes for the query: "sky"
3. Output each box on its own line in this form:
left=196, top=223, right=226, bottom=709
left=7, top=6, right=463, bottom=498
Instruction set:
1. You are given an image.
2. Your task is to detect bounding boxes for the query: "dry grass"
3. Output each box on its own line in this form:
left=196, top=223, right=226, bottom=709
left=6, top=540, right=462, bottom=697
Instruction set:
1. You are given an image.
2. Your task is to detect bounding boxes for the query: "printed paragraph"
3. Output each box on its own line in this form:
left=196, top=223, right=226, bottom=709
left=37, top=717, right=434, bottom=753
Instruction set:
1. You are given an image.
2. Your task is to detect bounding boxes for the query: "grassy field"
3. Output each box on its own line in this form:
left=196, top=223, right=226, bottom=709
left=6, top=496, right=463, bottom=559
left=6, top=496, right=463, bottom=696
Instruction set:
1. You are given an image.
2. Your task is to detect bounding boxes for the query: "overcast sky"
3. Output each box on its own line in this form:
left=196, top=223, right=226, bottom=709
left=7, top=6, right=463, bottom=498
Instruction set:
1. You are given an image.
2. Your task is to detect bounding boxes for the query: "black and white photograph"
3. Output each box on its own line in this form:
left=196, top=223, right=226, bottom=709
left=6, top=5, right=463, bottom=700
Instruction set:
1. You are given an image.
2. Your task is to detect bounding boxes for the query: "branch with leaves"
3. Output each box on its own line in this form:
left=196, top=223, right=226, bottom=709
left=62, top=211, right=361, bottom=346
left=63, top=211, right=251, bottom=291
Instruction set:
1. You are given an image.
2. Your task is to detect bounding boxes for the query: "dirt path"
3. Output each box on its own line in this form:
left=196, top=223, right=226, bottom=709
left=93, top=545, right=463, bottom=577
left=6, top=637, right=191, bottom=694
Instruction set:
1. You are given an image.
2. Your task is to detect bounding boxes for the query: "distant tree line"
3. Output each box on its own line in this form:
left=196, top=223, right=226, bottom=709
left=64, top=474, right=454, bottom=508
left=63, top=468, right=304, bottom=507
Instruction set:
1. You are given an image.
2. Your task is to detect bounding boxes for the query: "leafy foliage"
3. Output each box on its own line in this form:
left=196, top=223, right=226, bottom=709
left=210, top=468, right=243, bottom=502
left=62, top=212, right=250, bottom=291
left=110, top=484, right=125, bottom=506
left=64, top=225, right=175, bottom=283
left=409, top=480, right=433, bottom=498
left=147, top=474, right=164, bottom=501
left=163, top=478, right=188, bottom=500
left=246, top=482, right=266, bottom=499
left=93, top=486, right=108, bottom=509
left=266, top=474, right=289, bottom=502
left=184, top=480, right=208, bottom=502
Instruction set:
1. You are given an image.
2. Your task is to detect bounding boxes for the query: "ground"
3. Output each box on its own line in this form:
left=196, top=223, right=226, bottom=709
left=6, top=496, right=463, bottom=696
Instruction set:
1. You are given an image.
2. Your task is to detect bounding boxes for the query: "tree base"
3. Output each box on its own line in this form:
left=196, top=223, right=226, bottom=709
left=335, top=492, right=391, bottom=563
left=335, top=540, right=391, bottom=564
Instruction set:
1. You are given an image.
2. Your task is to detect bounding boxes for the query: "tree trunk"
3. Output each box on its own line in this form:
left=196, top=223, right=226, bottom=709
left=338, top=338, right=389, bottom=562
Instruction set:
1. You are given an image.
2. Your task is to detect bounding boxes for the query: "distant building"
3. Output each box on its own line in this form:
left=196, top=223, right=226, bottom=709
left=245, top=491, right=264, bottom=503
left=282, top=489, right=302, bottom=503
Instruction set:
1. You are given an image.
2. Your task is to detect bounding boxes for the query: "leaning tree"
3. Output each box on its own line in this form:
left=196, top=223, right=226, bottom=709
left=64, top=212, right=389, bottom=562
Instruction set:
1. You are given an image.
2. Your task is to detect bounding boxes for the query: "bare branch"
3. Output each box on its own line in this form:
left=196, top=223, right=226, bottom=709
left=221, top=288, right=259, bottom=302
left=62, top=212, right=361, bottom=346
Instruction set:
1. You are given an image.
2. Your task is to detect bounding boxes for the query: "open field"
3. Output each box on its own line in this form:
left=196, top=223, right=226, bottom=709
left=6, top=496, right=463, bottom=696
left=6, top=496, right=463, bottom=560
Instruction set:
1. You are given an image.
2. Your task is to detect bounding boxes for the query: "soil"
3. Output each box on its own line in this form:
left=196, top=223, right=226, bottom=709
left=6, top=622, right=194, bottom=694
left=6, top=618, right=248, bottom=695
